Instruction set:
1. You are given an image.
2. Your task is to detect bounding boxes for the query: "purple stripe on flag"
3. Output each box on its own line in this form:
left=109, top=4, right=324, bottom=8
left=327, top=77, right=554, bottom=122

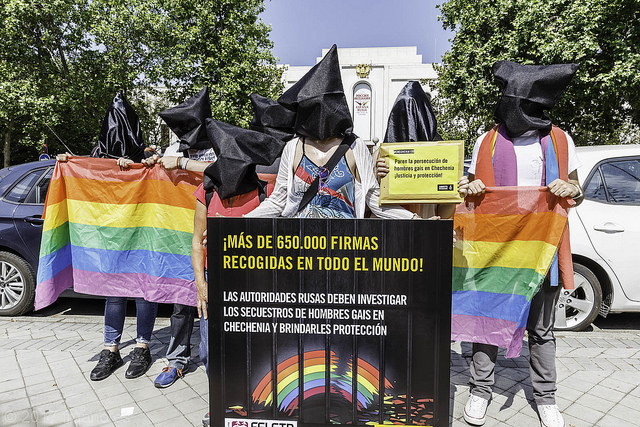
left=451, top=313, right=527, bottom=358
left=71, top=269, right=196, bottom=306
left=34, top=264, right=74, bottom=311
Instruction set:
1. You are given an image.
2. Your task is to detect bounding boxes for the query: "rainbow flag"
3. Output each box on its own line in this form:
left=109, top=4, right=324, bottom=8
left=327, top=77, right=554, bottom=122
left=451, top=187, right=572, bottom=358
left=35, top=157, right=202, bottom=310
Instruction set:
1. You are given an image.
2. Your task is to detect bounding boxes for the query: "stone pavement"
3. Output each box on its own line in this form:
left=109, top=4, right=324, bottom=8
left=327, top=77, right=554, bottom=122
left=2, top=309, right=640, bottom=426
left=0, top=312, right=207, bottom=427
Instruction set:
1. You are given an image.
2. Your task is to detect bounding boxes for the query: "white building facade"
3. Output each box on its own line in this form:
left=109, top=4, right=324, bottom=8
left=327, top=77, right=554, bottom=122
left=282, top=46, right=438, bottom=147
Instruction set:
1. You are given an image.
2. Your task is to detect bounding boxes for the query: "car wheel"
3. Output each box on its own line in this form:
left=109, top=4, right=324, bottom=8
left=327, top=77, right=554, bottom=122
left=554, top=262, right=602, bottom=331
left=0, top=251, right=36, bottom=316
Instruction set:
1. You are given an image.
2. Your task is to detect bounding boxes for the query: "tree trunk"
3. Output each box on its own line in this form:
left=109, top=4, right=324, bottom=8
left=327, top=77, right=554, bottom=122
left=4, top=121, right=12, bottom=168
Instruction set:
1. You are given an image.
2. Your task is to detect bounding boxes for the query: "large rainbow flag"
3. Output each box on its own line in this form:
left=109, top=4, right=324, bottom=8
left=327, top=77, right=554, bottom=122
left=452, top=187, right=572, bottom=358
left=35, top=157, right=202, bottom=310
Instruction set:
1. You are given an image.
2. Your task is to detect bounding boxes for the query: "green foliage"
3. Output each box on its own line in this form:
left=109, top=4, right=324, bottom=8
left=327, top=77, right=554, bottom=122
left=0, top=0, right=282, bottom=165
left=434, top=0, right=640, bottom=150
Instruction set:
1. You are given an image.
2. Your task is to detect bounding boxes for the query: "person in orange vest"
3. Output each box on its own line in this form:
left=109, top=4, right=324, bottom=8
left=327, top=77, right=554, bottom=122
left=457, top=61, right=583, bottom=427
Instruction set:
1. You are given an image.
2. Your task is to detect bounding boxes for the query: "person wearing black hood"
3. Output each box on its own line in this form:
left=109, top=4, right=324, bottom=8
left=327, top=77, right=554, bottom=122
left=148, top=87, right=217, bottom=388
left=373, top=80, right=455, bottom=220
left=57, top=92, right=159, bottom=381
left=189, top=114, right=285, bottom=426
left=457, top=61, right=582, bottom=427
left=245, top=45, right=415, bottom=220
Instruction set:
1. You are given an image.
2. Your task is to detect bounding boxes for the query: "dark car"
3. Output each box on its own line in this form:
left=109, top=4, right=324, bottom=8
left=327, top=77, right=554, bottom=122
left=0, top=160, right=56, bottom=316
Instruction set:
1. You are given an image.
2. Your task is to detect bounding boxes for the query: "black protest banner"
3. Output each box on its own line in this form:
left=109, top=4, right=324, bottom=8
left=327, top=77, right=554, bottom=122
left=208, top=218, right=451, bottom=427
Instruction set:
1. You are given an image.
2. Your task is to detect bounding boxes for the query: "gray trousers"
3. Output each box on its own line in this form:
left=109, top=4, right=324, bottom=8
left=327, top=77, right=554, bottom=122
left=469, top=280, right=561, bottom=405
left=166, top=303, right=196, bottom=370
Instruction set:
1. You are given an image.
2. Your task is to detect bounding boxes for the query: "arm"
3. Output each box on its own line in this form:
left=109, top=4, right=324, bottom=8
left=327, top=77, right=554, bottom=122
left=372, top=149, right=389, bottom=183
left=547, top=170, right=583, bottom=206
left=352, top=139, right=414, bottom=219
left=144, top=154, right=212, bottom=172
left=457, top=173, right=486, bottom=197
left=245, top=139, right=296, bottom=218
left=191, top=200, right=208, bottom=319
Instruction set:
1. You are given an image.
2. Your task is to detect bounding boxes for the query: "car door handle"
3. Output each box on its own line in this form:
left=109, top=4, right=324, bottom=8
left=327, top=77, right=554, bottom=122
left=593, top=222, right=624, bottom=233
left=24, top=215, right=44, bottom=225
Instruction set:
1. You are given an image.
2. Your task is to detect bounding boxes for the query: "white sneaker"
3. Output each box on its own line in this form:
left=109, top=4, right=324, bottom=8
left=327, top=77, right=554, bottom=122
left=538, top=404, right=565, bottom=427
left=463, top=394, right=488, bottom=425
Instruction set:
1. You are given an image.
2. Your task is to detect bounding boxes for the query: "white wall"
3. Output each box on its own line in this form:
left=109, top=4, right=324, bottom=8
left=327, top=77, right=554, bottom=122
left=283, top=47, right=438, bottom=146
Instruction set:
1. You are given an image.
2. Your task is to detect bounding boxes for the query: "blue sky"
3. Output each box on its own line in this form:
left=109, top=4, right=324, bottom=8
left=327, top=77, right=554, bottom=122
left=260, top=0, right=454, bottom=66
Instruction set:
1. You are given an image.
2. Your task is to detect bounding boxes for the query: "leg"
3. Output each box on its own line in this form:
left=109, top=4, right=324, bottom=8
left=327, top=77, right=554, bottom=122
left=104, top=297, right=128, bottom=347
left=469, top=342, right=498, bottom=400
left=154, top=303, right=195, bottom=388
left=91, top=297, right=126, bottom=380
left=124, top=298, right=158, bottom=379
left=465, top=342, right=496, bottom=425
left=166, top=304, right=196, bottom=369
left=199, top=309, right=208, bottom=377
left=527, top=279, right=562, bottom=405
left=134, top=297, right=158, bottom=346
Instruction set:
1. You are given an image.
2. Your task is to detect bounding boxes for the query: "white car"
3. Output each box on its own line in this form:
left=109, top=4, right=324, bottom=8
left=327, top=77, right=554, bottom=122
left=556, top=144, right=640, bottom=331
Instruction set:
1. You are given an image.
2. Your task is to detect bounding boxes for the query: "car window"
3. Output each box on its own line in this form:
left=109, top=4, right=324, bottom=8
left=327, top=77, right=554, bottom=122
left=25, top=168, right=53, bottom=204
left=3, top=169, right=47, bottom=203
left=586, top=158, right=640, bottom=205
left=584, top=169, right=608, bottom=202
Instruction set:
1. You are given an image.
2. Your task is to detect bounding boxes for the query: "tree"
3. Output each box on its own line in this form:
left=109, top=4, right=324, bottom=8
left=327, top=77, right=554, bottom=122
left=0, top=0, right=283, bottom=165
left=434, top=0, right=640, bottom=150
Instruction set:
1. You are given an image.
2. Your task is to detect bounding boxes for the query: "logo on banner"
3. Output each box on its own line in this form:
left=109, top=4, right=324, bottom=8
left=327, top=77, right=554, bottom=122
left=226, top=419, right=297, bottom=427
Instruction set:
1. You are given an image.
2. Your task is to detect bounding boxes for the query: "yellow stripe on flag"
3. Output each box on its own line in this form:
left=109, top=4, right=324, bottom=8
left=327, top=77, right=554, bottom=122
left=453, top=239, right=558, bottom=276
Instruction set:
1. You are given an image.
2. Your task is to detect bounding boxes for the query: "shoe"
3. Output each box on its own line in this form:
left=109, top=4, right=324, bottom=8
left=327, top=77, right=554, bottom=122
left=538, top=404, right=565, bottom=427
left=463, top=394, right=488, bottom=426
left=125, top=347, right=152, bottom=379
left=202, top=412, right=209, bottom=427
left=154, top=366, right=183, bottom=388
left=90, top=349, right=123, bottom=381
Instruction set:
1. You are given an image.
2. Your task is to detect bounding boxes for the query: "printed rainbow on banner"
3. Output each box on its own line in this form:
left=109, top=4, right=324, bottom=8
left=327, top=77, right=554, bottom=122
left=35, top=157, right=202, bottom=310
left=451, top=187, right=572, bottom=358
left=333, top=357, right=392, bottom=409
left=252, top=351, right=391, bottom=415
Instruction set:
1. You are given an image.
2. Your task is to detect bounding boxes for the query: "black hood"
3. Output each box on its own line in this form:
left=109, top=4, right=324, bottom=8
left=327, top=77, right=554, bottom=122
left=249, top=93, right=296, bottom=143
left=493, top=60, right=579, bottom=137
left=94, top=91, right=146, bottom=162
left=159, top=87, right=213, bottom=153
left=384, top=81, right=441, bottom=142
left=202, top=119, right=286, bottom=200
left=276, top=44, right=353, bottom=140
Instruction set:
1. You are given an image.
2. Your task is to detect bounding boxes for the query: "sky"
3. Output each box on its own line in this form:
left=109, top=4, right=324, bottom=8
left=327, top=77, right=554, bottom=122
left=260, top=0, right=454, bottom=66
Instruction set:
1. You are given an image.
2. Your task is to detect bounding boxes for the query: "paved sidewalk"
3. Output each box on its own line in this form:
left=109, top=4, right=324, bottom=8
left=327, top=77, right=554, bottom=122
left=450, top=328, right=640, bottom=426
left=2, top=311, right=640, bottom=426
left=0, top=314, right=207, bottom=427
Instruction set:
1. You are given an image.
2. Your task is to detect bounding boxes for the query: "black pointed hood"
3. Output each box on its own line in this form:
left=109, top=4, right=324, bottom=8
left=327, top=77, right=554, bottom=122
left=95, top=91, right=146, bottom=162
left=159, top=87, right=213, bottom=152
left=202, top=118, right=286, bottom=200
left=384, top=81, right=441, bottom=143
left=277, top=44, right=353, bottom=140
left=493, top=60, right=579, bottom=137
left=249, top=93, right=296, bottom=142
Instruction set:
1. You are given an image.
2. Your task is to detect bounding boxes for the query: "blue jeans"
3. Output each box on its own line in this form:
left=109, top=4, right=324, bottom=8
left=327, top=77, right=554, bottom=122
left=199, top=308, right=208, bottom=376
left=104, top=297, right=158, bottom=346
left=166, top=304, right=196, bottom=369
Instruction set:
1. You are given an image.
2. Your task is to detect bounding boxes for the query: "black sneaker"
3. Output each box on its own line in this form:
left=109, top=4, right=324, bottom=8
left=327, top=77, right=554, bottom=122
left=125, top=347, right=152, bottom=379
left=90, top=349, right=123, bottom=381
left=202, top=412, right=210, bottom=427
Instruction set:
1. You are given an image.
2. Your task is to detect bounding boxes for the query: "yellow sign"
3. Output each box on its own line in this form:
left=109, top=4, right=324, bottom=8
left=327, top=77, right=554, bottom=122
left=379, top=141, right=464, bottom=205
